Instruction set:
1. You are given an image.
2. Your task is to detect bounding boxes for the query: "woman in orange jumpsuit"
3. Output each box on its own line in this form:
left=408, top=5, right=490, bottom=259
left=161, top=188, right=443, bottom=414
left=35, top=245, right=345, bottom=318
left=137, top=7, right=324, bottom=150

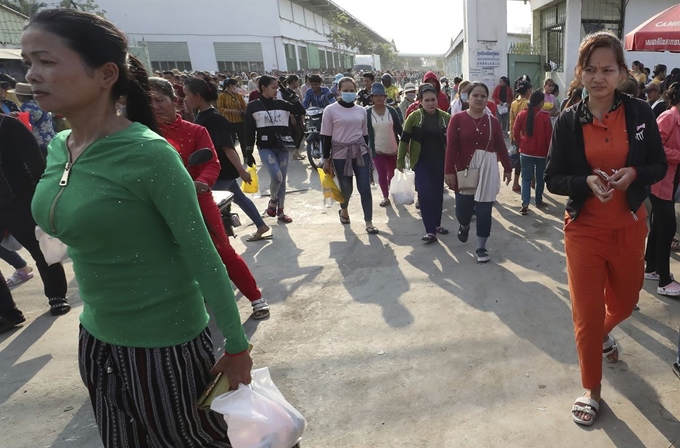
left=545, top=31, right=667, bottom=426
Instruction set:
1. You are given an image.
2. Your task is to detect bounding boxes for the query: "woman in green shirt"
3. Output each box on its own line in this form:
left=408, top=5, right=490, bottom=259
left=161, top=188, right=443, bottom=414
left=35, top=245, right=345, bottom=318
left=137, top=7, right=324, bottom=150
left=23, top=9, right=250, bottom=446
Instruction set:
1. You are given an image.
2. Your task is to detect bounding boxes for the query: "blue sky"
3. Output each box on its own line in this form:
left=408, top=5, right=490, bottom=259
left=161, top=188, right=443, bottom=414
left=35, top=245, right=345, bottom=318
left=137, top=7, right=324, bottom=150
left=332, top=0, right=533, bottom=54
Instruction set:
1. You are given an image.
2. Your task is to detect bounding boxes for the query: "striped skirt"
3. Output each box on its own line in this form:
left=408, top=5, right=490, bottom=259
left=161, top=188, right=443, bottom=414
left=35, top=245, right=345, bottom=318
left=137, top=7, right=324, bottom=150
left=79, top=325, right=231, bottom=448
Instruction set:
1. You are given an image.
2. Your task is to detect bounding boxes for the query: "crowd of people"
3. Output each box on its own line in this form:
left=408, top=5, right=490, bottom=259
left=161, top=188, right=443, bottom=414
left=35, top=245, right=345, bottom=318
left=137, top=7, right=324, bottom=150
left=0, top=7, right=679, bottom=445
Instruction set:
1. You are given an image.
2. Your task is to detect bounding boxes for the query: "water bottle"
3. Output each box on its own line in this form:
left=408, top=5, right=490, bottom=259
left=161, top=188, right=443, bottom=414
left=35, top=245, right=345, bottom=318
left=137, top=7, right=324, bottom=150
left=324, top=197, right=334, bottom=208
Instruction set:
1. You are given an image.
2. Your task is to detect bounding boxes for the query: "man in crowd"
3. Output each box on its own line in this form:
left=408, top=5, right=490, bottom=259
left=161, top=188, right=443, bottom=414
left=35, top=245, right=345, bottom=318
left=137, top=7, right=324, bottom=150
left=356, top=72, right=374, bottom=107
left=381, top=73, right=399, bottom=103
left=303, top=74, right=335, bottom=109
left=646, top=82, right=667, bottom=118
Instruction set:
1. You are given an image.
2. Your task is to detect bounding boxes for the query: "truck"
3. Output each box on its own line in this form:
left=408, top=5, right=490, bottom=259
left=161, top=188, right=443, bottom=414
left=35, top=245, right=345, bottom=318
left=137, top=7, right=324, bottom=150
left=353, top=54, right=381, bottom=73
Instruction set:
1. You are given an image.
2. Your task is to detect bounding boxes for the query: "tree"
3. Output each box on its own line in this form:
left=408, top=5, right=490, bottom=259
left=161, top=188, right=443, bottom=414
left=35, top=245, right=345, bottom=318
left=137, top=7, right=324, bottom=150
left=325, top=11, right=376, bottom=60
left=58, top=0, right=105, bottom=15
left=0, top=0, right=46, bottom=17
left=374, top=43, right=397, bottom=70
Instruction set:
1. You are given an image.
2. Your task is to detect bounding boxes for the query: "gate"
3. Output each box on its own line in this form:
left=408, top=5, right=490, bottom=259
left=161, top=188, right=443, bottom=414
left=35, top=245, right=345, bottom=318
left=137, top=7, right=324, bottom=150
left=508, top=53, right=545, bottom=88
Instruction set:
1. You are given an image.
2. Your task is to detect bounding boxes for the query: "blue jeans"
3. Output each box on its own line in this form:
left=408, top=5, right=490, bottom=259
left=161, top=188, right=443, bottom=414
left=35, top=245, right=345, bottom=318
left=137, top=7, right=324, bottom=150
left=332, top=153, right=373, bottom=222
left=0, top=243, right=26, bottom=269
left=455, top=193, right=493, bottom=238
left=520, top=155, right=547, bottom=207
left=212, top=179, right=266, bottom=228
left=258, top=148, right=290, bottom=209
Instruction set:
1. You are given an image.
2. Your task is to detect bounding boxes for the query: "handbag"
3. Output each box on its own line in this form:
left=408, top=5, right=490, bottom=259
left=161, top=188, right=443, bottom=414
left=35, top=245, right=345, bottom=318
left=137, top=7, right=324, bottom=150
left=497, top=104, right=509, bottom=115
left=456, top=114, right=492, bottom=191
left=260, top=100, right=297, bottom=151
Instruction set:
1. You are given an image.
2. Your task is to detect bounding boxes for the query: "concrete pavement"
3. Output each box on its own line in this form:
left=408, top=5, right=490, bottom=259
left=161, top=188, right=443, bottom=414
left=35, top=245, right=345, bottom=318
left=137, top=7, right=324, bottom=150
left=1, top=157, right=679, bottom=447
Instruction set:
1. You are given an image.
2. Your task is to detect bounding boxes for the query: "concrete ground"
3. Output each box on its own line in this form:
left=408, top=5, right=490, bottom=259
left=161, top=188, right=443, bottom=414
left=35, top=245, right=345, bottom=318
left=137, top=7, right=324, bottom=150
left=1, top=156, right=680, bottom=448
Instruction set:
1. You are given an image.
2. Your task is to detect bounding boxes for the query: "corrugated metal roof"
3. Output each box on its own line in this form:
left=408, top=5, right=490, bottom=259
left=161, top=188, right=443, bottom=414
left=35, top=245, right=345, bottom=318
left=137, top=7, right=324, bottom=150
left=0, top=5, right=28, bottom=47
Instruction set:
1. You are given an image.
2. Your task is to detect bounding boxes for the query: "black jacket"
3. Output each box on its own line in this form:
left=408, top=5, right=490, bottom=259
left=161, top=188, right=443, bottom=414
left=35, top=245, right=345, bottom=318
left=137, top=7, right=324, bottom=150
left=244, top=96, right=305, bottom=150
left=545, top=93, right=667, bottom=221
left=0, top=115, right=45, bottom=206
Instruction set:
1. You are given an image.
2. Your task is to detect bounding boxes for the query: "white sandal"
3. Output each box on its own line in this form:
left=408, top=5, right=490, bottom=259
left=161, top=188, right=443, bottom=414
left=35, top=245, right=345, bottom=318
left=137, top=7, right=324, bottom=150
left=603, top=335, right=620, bottom=363
left=572, top=396, right=600, bottom=426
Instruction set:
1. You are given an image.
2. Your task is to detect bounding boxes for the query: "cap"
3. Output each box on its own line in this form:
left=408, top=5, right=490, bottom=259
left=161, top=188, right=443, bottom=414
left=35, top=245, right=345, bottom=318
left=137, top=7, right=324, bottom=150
left=370, top=82, right=386, bottom=96
left=404, top=82, right=416, bottom=92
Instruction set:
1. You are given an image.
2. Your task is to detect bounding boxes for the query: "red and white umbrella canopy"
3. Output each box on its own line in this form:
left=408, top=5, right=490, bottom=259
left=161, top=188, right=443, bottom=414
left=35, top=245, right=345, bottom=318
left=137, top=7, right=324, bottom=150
left=625, top=4, right=680, bottom=52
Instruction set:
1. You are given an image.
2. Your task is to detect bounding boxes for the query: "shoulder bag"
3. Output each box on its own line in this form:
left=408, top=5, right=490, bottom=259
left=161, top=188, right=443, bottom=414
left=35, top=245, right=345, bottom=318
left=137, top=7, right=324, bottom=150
left=456, top=113, right=492, bottom=190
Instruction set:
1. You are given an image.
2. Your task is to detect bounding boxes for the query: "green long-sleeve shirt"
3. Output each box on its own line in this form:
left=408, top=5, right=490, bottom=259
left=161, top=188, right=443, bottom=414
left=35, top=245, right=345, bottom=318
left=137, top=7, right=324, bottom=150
left=31, top=123, right=248, bottom=354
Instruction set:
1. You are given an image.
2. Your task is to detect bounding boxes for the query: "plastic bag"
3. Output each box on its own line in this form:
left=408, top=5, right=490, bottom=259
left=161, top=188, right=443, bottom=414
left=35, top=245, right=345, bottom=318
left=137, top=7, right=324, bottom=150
left=389, top=169, right=416, bottom=205
left=211, top=367, right=306, bottom=448
left=0, top=231, right=22, bottom=251
left=35, top=226, right=68, bottom=265
left=242, top=164, right=259, bottom=194
left=317, top=168, right=344, bottom=204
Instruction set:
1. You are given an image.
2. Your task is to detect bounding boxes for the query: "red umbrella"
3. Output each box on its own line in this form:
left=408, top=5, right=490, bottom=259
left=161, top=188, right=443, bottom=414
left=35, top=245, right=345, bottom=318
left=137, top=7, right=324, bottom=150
left=625, top=4, right=680, bottom=52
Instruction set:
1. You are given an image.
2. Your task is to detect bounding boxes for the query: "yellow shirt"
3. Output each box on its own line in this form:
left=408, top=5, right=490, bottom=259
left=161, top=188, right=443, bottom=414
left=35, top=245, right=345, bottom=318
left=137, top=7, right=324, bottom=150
left=385, top=85, right=399, bottom=102
left=509, top=97, right=529, bottom=139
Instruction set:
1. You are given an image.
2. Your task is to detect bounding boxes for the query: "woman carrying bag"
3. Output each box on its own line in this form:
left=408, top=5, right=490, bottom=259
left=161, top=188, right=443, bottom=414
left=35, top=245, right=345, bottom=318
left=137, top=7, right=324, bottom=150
left=445, top=82, right=512, bottom=262
left=398, top=84, right=451, bottom=243
left=367, top=82, right=402, bottom=207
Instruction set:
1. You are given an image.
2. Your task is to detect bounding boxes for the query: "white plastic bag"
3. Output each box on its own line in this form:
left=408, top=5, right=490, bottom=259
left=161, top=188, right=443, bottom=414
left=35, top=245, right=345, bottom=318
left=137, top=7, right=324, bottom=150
left=0, top=232, right=22, bottom=251
left=389, top=169, right=416, bottom=205
left=210, top=367, right=306, bottom=448
left=35, top=226, right=68, bottom=265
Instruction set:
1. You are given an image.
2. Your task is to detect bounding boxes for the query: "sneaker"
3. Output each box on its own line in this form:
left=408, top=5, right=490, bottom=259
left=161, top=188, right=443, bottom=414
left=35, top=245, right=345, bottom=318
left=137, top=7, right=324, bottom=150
left=657, top=281, right=680, bottom=297
left=476, top=248, right=490, bottom=263
left=0, top=314, right=26, bottom=334
left=48, top=297, right=71, bottom=316
left=644, top=272, right=675, bottom=282
left=644, top=272, right=660, bottom=281
left=6, top=268, right=34, bottom=287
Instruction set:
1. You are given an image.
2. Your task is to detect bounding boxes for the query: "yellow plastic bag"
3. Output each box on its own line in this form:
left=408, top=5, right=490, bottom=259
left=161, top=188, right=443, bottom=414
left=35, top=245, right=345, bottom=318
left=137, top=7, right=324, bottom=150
left=317, top=168, right=344, bottom=203
left=242, top=164, right=259, bottom=193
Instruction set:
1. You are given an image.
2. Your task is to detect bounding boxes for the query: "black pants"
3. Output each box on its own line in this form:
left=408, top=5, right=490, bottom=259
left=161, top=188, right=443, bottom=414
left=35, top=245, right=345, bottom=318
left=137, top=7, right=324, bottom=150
left=645, top=193, right=676, bottom=286
left=0, top=199, right=68, bottom=320
left=79, top=326, right=231, bottom=448
left=230, top=121, right=246, bottom=153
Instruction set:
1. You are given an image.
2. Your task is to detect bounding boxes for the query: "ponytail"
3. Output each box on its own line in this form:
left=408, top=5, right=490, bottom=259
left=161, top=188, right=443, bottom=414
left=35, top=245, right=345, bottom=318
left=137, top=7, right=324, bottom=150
left=121, top=55, right=159, bottom=134
left=526, top=90, right=545, bottom=138
left=184, top=77, right=218, bottom=103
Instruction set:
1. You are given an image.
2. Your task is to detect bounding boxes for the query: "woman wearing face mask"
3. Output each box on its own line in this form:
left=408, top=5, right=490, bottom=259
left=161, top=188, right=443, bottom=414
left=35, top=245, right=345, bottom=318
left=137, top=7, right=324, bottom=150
left=23, top=9, right=252, bottom=445
left=445, top=82, right=512, bottom=262
left=321, top=77, right=378, bottom=234
left=217, top=78, right=249, bottom=162
left=509, top=80, right=532, bottom=192
left=398, top=82, right=417, bottom=118
left=398, top=84, right=451, bottom=242
left=245, top=75, right=305, bottom=223
left=367, top=82, right=403, bottom=207
left=450, top=80, right=471, bottom=114
left=545, top=31, right=666, bottom=426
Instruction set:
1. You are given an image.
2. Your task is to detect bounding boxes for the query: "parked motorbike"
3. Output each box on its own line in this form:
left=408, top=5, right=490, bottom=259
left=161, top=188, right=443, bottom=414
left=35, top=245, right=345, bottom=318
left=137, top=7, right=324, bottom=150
left=304, top=106, right=324, bottom=170
left=187, top=148, right=240, bottom=238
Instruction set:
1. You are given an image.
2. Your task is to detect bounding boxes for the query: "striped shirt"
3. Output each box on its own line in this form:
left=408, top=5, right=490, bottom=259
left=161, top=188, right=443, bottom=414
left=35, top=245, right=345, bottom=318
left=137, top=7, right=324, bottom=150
left=217, top=91, right=247, bottom=123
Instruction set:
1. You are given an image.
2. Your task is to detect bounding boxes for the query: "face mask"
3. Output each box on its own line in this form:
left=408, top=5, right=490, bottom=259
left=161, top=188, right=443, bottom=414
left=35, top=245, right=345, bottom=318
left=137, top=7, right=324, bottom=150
left=461, top=93, right=469, bottom=102
left=406, top=93, right=416, bottom=101
left=341, top=92, right=357, bottom=103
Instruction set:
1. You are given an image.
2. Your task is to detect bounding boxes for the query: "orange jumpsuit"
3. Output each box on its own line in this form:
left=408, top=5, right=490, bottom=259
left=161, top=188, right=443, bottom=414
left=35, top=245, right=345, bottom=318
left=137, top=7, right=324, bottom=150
left=564, top=105, right=647, bottom=390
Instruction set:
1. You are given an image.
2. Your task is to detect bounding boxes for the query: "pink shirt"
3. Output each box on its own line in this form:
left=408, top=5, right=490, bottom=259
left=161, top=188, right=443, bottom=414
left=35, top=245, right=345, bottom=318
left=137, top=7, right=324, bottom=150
left=652, top=107, right=680, bottom=200
left=320, top=102, right=368, bottom=159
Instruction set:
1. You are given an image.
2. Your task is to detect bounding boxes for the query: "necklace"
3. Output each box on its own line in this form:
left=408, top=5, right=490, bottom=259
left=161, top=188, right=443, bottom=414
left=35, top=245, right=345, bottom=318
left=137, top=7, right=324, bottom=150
left=468, top=111, right=485, bottom=134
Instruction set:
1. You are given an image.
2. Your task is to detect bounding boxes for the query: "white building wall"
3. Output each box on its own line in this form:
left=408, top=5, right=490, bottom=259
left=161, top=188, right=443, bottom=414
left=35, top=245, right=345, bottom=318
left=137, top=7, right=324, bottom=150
left=463, top=0, right=508, bottom=93
left=94, top=0, right=361, bottom=72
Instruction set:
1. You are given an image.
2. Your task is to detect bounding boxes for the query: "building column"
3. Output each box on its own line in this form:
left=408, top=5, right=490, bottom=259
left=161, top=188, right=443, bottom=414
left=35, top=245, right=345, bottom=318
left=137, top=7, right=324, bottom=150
left=463, top=0, right=509, bottom=94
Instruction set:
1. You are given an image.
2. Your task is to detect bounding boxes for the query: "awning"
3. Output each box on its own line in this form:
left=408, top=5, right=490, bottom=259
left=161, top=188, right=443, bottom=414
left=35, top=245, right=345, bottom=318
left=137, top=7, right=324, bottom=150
left=625, top=4, right=680, bottom=52
left=0, top=48, right=23, bottom=60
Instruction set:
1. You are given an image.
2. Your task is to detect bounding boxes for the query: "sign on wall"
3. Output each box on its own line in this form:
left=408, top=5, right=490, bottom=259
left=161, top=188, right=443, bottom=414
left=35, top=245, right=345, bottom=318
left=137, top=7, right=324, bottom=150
left=477, top=50, right=500, bottom=68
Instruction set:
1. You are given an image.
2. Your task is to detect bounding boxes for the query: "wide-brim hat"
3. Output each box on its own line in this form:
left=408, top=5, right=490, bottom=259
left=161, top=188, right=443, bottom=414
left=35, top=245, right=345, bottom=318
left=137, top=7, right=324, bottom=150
left=370, top=82, right=386, bottom=96
left=10, top=82, right=33, bottom=97
left=404, top=82, right=417, bottom=92
left=171, top=69, right=182, bottom=76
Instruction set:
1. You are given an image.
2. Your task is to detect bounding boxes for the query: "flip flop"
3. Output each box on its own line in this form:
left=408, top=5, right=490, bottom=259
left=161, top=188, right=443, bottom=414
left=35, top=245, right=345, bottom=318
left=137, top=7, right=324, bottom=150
left=338, top=210, right=350, bottom=224
left=293, top=154, right=306, bottom=160
left=246, top=233, right=272, bottom=242
left=366, top=226, right=379, bottom=235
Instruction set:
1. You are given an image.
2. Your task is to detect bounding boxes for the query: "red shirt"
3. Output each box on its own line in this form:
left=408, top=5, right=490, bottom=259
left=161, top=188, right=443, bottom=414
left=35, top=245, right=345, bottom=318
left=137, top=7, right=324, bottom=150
left=512, top=108, right=552, bottom=157
left=445, top=111, right=513, bottom=185
left=160, top=115, right=222, bottom=186
left=486, top=101, right=497, bottom=116
left=248, top=90, right=260, bottom=102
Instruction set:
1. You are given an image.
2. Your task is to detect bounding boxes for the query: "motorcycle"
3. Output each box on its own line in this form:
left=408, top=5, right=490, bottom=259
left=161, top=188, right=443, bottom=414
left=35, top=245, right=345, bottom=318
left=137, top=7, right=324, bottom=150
left=304, top=106, right=324, bottom=170
left=187, top=148, right=240, bottom=238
